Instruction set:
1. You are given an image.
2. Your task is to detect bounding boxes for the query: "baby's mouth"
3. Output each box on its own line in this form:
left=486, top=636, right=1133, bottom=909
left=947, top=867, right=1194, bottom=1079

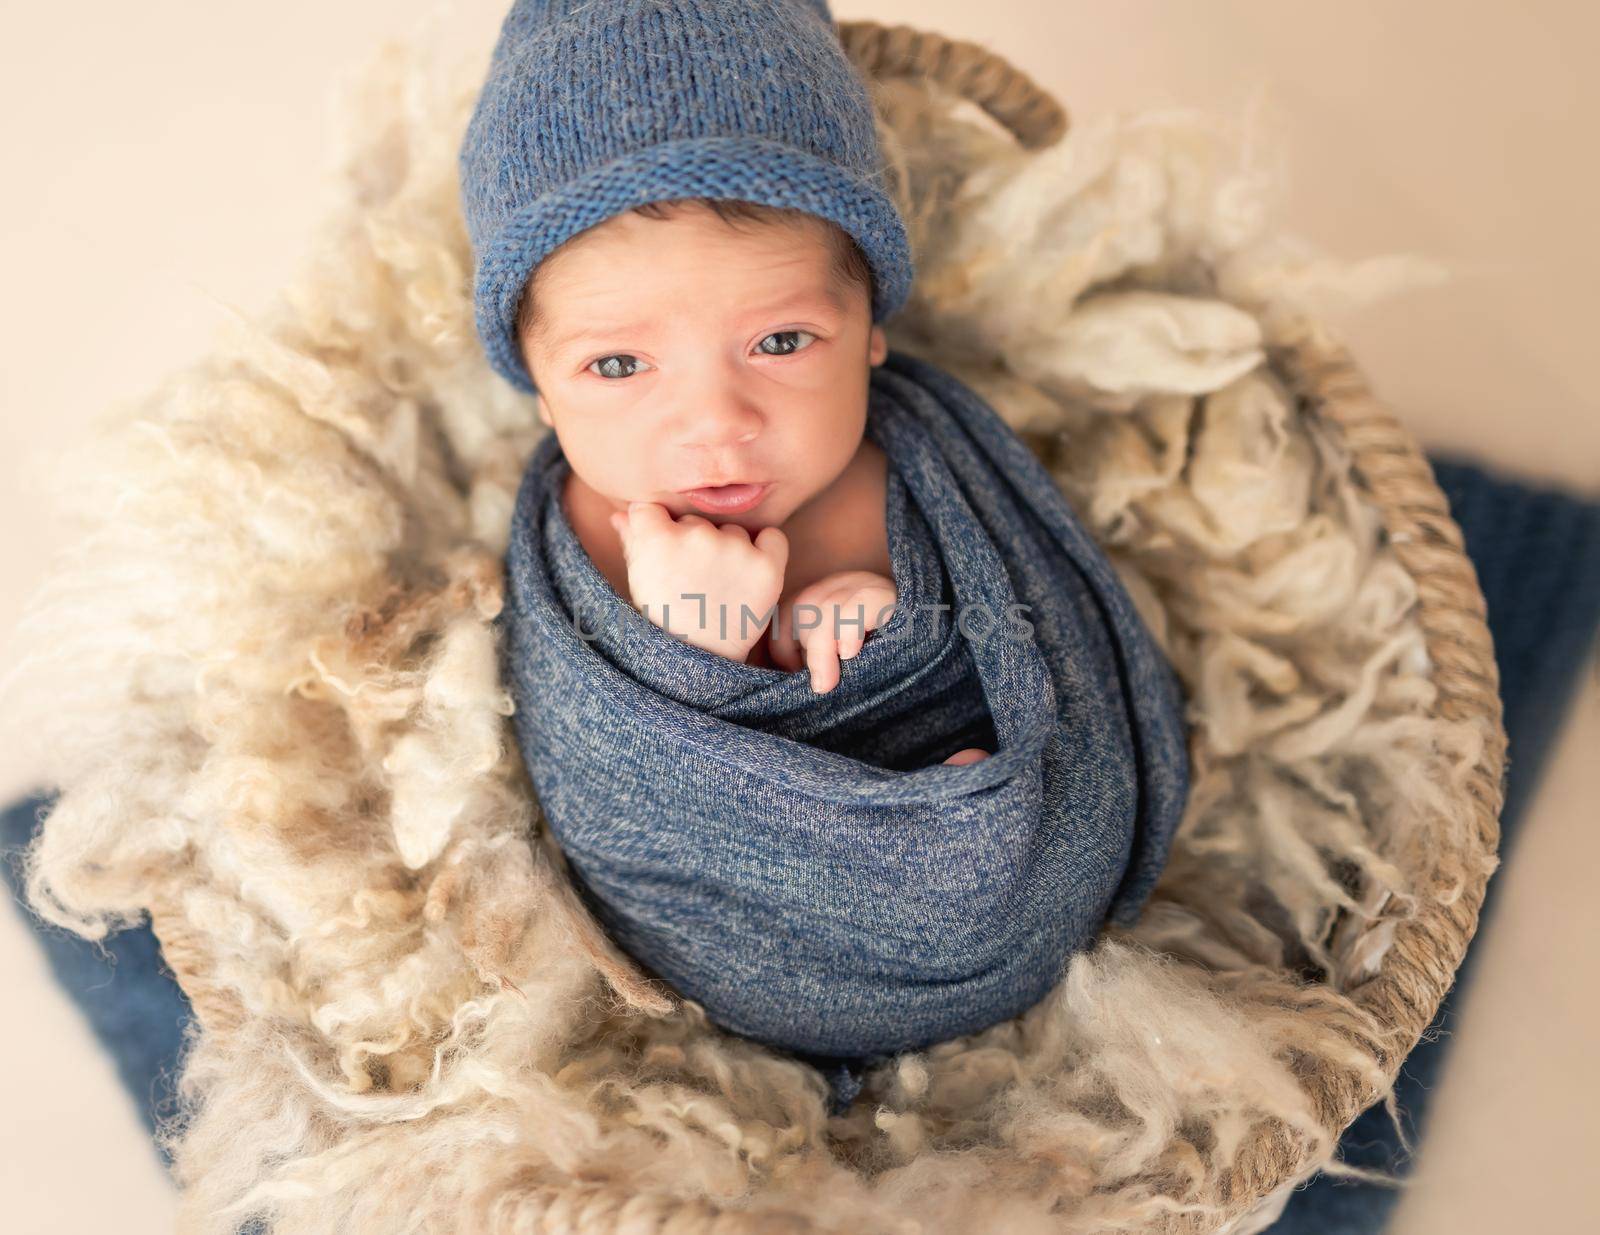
left=679, top=482, right=771, bottom=515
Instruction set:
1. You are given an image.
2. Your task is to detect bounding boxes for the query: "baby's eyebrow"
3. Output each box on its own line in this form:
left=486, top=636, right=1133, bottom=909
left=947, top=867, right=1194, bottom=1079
left=545, top=289, right=846, bottom=355
left=544, top=320, right=649, bottom=354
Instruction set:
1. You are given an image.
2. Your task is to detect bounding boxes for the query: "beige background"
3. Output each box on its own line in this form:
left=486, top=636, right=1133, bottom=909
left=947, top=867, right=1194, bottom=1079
left=2, top=1, right=1595, bottom=1230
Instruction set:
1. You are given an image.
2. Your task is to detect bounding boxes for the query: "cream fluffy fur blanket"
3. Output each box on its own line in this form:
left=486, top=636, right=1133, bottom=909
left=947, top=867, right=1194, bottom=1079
left=4, top=27, right=1495, bottom=1235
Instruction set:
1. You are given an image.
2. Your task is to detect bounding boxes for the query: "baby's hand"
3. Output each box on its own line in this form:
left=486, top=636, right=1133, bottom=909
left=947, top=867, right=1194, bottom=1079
left=767, top=570, right=897, bottom=693
left=610, top=502, right=788, bottom=663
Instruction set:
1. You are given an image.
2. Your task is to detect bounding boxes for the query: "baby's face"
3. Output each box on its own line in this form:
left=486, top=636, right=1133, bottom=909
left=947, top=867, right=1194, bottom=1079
left=520, top=202, right=887, bottom=531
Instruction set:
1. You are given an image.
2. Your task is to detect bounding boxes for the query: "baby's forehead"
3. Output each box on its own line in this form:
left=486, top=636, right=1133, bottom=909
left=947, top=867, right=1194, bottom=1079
left=536, top=275, right=845, bottom=346
left=534, top=253, right=845, bottom=318
left=522, top=208, right=853, bottom=349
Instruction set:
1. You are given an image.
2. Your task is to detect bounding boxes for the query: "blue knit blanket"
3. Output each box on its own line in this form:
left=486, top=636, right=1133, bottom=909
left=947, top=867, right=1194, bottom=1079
left=498, top=349, right=1192, bottom=1112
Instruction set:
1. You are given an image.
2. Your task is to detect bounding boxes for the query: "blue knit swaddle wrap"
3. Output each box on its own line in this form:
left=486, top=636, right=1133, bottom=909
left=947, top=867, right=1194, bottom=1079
left=500, top=349, right=1192, bottom=1113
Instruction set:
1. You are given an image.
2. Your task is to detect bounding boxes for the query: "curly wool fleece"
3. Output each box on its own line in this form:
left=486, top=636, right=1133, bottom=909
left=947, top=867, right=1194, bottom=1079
left=4, top=26, right=1493, bottom=1235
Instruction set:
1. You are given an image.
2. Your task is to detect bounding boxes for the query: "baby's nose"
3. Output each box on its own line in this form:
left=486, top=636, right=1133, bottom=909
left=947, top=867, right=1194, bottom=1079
left=678, top=400, right=763, bottom=450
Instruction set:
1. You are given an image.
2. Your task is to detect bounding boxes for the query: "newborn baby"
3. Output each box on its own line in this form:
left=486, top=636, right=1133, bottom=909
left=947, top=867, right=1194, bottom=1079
left=468, top=0, right=1189, bottom=1115
left=514, top=195, right=992, bottom=768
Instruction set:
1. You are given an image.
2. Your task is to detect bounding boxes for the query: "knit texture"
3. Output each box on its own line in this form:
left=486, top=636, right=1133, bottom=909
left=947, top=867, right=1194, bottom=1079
left=457, top=0, right=914, bottom=396
left=499, top=348, right=1192, bottom=1114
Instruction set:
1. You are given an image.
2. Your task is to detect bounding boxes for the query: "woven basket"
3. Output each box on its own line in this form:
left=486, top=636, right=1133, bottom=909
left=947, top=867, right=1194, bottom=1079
left=136, top=19, right=1508, bottom=1233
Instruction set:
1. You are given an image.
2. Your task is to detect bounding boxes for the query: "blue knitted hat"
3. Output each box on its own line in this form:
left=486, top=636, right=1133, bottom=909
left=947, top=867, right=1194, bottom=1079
left=457, top=0, right=915, bottom=396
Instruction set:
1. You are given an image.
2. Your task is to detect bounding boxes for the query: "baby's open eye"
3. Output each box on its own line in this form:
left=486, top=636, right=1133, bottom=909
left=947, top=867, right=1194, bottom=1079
left=588, top=354, right=650, bottom=380
left=756, top=330, right=817, bottom=357
left=585, top=331, right=817, bottom=380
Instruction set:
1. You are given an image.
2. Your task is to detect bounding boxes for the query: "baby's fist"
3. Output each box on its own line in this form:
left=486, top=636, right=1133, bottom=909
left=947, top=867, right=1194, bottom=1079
left=609, top=502, right=789, bottom=663
left=768, top=570, right=897, bottom=693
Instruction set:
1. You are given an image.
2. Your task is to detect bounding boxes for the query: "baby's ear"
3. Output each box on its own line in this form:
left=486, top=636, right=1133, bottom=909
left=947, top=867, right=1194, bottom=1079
left=536, top=392, right=553, bottom=428
left=868, top=324, right=887, bottom=367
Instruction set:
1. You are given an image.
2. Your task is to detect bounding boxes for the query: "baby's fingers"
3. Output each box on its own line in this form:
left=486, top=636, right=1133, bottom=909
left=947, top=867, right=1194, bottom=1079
left=752, top=525, right=789, bottom=575
left=610, top=500, right=673, bottom=549
left=803, top=628, right=841, bottom=694
left=829, top=582, right=896, bottom=661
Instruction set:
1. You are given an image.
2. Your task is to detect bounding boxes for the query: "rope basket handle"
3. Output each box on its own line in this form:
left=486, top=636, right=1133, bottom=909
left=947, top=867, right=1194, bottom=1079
left=837, top=19, right=1069, bottom=149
